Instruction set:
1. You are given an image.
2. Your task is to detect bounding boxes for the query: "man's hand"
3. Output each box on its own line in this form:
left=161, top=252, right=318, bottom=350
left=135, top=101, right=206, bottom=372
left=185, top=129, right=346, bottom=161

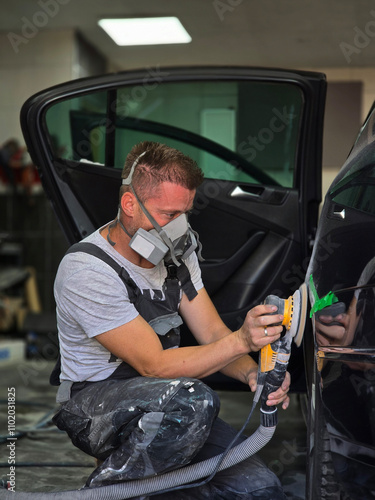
left=237, top=304, right=284, bottom=352
left=266, top=371, right=291, bottom=410
left=246, top=366, right=291, bottom=410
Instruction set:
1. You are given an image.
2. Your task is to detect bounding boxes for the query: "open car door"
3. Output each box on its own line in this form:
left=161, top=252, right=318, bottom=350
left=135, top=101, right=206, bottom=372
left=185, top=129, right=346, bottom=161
left=20, top=66, right=326, bottom=387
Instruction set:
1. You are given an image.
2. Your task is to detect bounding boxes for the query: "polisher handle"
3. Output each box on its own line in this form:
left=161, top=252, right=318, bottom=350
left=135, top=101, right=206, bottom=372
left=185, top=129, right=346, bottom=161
left=260, top=343, right=290, bottom=407
left=259, top=294, right=288, bottom=374
left=259, top=293, right=293, bottom=426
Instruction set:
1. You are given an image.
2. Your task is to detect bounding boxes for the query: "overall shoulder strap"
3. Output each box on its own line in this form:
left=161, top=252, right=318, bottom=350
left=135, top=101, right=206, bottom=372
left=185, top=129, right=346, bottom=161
left=67, top=242, right=140, bottom=299
left=67, top=242, right=140, bottom=301
left=66, top=242, right=122, bottom=274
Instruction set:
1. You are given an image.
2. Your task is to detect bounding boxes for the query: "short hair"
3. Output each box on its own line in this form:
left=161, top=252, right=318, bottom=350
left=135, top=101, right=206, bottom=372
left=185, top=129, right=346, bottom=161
left=120, top=141, right=204, bottom=202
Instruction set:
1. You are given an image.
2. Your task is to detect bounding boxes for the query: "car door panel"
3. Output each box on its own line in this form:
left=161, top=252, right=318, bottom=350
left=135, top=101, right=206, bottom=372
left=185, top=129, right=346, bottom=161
left=191, top=181, right=301, bottom=325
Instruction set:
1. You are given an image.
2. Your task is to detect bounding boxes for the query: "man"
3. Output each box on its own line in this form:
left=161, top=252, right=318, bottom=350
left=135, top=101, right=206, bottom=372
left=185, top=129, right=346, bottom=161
left=52, top=141, right=290, bottom=499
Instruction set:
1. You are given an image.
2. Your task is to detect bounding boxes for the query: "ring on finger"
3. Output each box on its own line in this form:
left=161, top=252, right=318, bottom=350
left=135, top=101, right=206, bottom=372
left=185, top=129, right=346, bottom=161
left=264, top=326, right=268, bottom=337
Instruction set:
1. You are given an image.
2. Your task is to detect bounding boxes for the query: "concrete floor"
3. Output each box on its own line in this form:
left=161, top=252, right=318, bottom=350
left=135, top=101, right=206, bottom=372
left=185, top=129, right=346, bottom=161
left=0, top=359, right=307, bottom=498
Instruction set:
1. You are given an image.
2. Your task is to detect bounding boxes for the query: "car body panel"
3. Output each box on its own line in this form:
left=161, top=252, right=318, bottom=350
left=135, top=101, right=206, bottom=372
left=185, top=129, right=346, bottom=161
left=306, top=104, right=375, bottom=498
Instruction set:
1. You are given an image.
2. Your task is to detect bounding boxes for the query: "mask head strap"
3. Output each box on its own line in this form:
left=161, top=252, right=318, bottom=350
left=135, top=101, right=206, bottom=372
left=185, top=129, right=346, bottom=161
left=107, top=152, right=148, bottom=247
left=122, top=151, right=147, bottom=186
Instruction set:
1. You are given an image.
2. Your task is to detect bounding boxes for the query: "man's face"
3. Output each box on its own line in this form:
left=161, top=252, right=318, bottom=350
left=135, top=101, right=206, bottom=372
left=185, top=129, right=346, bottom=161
left=134, top=181, right=195, bottom=231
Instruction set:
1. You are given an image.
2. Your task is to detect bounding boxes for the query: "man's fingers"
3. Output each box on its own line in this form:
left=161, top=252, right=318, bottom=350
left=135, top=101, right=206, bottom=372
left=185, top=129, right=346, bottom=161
left=282, top=396, right=290, bottom=410
left=257, top=313, right=284, bottom=326
left=259, top=324, right=283, bottom=342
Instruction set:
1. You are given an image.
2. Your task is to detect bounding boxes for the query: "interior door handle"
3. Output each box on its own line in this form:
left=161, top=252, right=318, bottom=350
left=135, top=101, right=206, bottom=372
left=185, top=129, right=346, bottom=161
left=230, top=185, right=265, bottom=199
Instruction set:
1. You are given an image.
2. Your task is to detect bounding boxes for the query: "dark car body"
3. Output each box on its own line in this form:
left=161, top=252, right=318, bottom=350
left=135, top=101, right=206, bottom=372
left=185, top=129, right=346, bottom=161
left=305, top=105, right=375, bottom=499
left=21, top=65, right=369, bottom=499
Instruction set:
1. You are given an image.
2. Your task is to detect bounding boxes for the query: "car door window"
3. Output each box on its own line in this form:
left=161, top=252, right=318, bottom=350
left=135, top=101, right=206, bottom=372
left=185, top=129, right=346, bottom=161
left=330, top=164, right=375, bottom=217
left=45, top=80, right=303, bottom=188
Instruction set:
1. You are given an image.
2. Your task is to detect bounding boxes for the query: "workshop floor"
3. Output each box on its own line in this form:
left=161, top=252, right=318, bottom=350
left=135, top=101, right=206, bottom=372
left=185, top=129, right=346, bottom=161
left=0, top=359, right=306, bottom=498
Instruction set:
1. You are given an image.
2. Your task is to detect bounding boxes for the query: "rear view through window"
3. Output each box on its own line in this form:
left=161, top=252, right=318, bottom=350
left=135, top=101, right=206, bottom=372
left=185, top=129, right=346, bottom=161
left=45, top=80, right=303, bottom=188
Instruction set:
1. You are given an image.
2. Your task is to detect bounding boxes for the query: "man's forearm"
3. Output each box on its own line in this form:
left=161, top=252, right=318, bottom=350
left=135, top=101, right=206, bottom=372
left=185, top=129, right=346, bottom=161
left=220, top=354, right=258, bottom=386
left=142, top=331, right=250, bottom=380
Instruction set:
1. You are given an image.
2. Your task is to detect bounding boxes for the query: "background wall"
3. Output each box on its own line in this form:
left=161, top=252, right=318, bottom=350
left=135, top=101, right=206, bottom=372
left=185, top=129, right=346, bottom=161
left=0, top=30, right=106, bottom=315
left=0, top=30, right=106, bottom=142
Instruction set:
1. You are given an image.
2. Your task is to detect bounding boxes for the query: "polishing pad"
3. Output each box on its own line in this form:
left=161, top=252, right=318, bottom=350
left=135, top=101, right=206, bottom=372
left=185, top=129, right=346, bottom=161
left=289, top=283, right=308, bottom=347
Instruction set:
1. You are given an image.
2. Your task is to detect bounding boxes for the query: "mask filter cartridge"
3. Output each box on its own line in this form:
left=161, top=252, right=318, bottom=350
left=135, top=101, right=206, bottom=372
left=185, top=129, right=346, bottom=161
left=129, top=213, right=193, bottom=266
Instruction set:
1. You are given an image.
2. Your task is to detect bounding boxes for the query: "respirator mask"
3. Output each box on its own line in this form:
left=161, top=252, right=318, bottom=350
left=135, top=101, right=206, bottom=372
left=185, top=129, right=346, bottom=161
left=118, top=151, right=202, bottom=267
left=126, top=212, right=199, bottom=267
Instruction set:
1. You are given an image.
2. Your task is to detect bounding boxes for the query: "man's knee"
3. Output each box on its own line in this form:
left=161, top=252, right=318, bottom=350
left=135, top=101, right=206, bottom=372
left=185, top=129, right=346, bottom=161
left=153, top=379, right=220, bottom=464
left=185, top=378, right=220, bottom=407
left=168, top=378, right=220, bottom=423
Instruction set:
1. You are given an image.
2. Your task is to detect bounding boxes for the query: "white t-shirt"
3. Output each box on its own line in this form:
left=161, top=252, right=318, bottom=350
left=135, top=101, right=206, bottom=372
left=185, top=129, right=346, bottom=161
left=54, top=227, right=204, bottom=383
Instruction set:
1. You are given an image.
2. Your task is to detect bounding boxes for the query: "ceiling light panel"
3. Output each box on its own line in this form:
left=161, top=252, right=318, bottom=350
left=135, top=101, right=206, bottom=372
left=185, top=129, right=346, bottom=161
left=98, top=17, right=192, bottom=46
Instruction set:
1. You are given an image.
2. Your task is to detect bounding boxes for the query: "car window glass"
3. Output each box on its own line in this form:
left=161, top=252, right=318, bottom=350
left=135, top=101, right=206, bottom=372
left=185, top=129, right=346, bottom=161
left=45, top=80, right=303, bottom=187
left=330, top=164, right=375, bottom=216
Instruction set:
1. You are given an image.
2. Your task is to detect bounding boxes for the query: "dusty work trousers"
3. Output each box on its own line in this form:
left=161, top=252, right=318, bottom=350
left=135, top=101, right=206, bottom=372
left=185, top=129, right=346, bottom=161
left=53, top=376, right=286, bottom=499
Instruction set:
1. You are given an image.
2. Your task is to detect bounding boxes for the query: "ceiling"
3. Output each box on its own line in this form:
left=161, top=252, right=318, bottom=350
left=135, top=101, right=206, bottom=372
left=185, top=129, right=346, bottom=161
left=2, top=0, right=375, bottom=71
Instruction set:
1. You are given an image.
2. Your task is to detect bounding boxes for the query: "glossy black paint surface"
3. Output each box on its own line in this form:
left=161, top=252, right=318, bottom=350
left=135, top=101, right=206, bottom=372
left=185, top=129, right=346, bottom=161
left=307, top=105, right=375, bottom=499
